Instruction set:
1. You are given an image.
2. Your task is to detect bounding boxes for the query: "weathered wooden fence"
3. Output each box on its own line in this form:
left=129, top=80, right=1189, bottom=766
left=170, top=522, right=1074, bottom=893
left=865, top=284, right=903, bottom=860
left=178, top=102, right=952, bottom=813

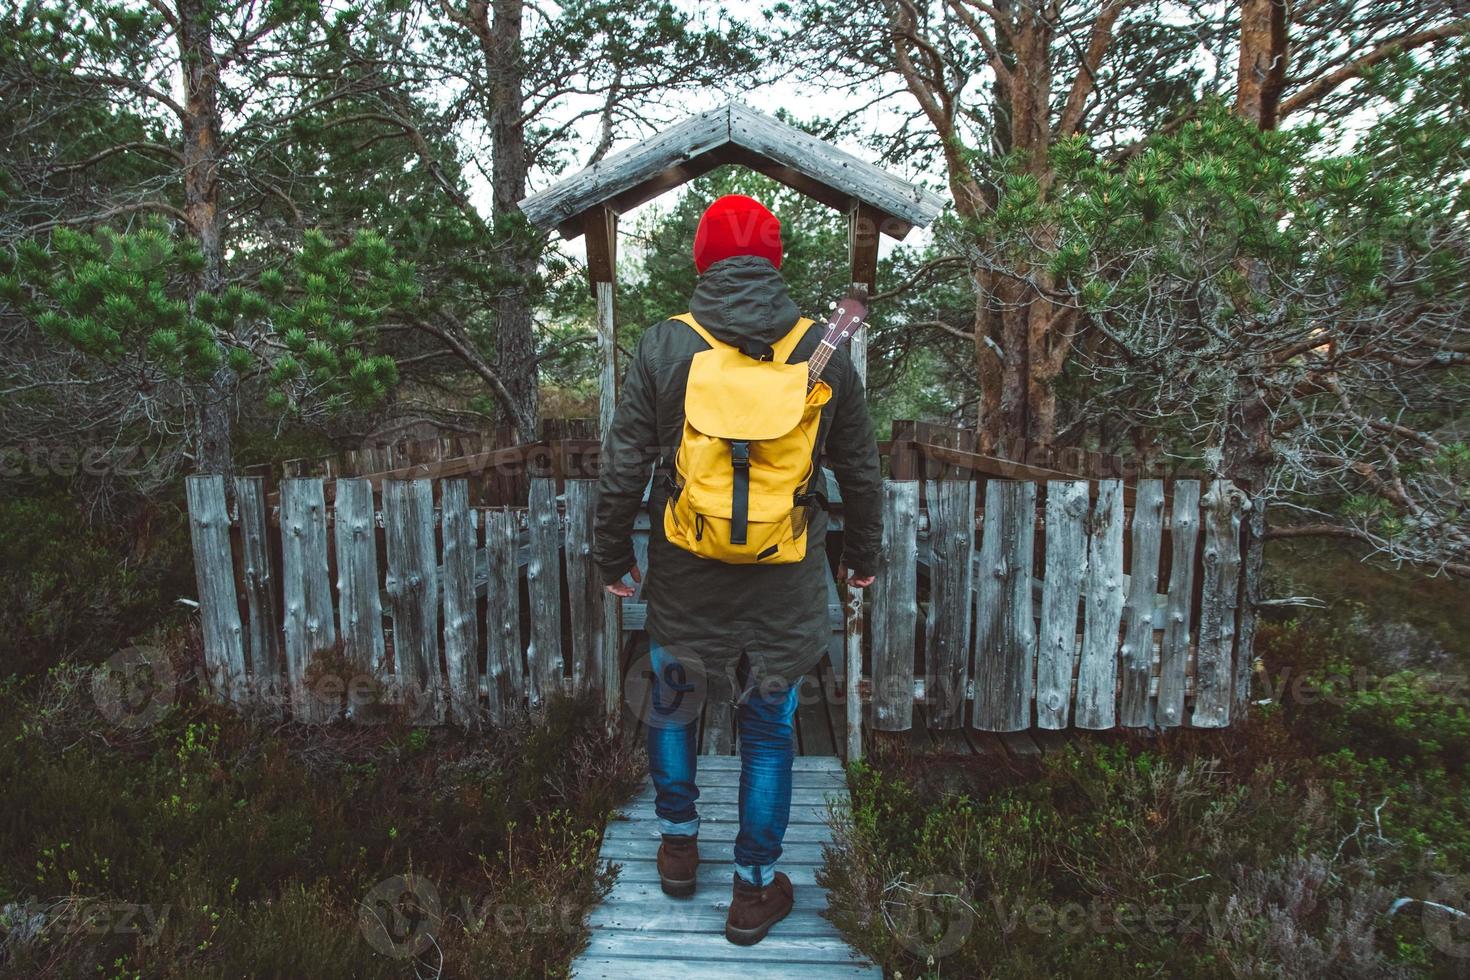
left=186, top=466, right=617, bottom=727
left=185, top=424, right=1254, bottom=741
left=858, top=472, right=1250, bottom=736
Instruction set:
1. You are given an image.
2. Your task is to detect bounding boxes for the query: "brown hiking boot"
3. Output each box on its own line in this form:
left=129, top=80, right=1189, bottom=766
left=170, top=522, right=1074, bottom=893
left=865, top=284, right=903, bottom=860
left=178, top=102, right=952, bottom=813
left=656, top=834, right=699, bottom=897
left=725, top=870, right=793, bottom=945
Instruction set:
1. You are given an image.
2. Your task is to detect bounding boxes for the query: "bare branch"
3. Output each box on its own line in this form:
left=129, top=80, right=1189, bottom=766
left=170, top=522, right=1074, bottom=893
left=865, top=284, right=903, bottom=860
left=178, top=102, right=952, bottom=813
left=1279, top=19, right=1470, bottom=118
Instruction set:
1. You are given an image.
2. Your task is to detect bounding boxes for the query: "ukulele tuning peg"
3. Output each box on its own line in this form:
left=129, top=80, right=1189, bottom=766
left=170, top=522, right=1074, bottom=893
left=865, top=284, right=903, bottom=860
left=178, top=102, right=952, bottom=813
left=828, top=301, right=837, bottom=310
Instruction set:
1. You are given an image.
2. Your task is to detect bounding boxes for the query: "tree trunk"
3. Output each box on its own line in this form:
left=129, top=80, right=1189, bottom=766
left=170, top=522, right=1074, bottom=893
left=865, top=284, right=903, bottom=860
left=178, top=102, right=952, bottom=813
left=975, top=4, right=1063, bottom=458
left=177, top=0, right=233, bottom=474
left=1227, top=0, right=1290, bottom=716
left=1236, top=0, right=1288, bottom=129
left=487, top=0, right=539, bottom=442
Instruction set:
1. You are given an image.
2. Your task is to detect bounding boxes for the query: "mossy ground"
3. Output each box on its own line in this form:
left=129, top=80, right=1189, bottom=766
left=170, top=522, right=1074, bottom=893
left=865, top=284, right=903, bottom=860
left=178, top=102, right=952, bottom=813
left=821, top=588, right=1470, bottom=979
left=0, top=631, right=644, bottom=979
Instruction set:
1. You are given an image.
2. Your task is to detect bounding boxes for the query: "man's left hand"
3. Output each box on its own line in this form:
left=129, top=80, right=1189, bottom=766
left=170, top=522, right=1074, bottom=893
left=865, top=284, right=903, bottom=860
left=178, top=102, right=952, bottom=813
left=605, top=564, right=642, bottom=598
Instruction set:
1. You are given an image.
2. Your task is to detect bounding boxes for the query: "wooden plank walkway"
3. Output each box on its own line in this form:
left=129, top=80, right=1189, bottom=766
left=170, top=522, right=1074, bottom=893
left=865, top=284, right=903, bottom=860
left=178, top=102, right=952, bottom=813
left=572, top=755, right=881, bottom=979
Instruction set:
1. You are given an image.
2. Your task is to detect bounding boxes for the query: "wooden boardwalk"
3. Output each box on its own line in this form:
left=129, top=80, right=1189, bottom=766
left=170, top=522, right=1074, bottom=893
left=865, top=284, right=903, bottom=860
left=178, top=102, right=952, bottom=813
left=571, top=754, right=882, bottom=979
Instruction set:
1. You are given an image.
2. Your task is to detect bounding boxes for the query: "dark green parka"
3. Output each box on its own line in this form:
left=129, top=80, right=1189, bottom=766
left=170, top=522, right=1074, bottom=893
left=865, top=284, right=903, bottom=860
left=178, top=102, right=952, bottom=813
left=594, top=255, right=883, bottom=686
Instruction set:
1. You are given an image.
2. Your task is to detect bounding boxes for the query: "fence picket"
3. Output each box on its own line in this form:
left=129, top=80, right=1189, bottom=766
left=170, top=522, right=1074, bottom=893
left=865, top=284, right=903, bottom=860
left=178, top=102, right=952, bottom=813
left=333, top=478, right=385, bottom=721
left=924, top=476, right=976, bottom=728
left=973, top=481, right=1037, bottom=732
left=1192, top=480, right=1244, bottom=728
left=1157, top=480, right=1201, bottom=727
left=233, top=476, right=281, bottom=708
left=280, top=478, right=338, bottom=723
left=383, top=479, right=443, bottom=724
left=1036, top=481, right=1088, bottom=729
left=1076, top=480, right=1125, bottom=729
left=564, top=481, right=602, bottom=699
left=485, top=508, right=524, bottom=724
left=185, top=476, right=247, bottom=704
left=441, top=480, right=481, bottom=726
left=872, top=480, right=919, bottom=731
left=526, top=477, right=563, bottom=712
left=1119, top=480, right=1165, bottom=727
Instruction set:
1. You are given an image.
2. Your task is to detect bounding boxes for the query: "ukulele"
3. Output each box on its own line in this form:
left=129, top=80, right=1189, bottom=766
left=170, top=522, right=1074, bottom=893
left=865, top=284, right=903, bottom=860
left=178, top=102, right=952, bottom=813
left=806, top=285, right=869, bottom=390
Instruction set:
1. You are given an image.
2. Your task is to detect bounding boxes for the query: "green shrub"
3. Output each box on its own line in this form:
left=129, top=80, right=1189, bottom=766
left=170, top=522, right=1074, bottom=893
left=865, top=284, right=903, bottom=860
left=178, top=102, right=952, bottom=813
left=821, top=618, right=1470, bottom=978
left=0, top=644, right=644, bottom=979
left=0, top=489, right=190, bottom=678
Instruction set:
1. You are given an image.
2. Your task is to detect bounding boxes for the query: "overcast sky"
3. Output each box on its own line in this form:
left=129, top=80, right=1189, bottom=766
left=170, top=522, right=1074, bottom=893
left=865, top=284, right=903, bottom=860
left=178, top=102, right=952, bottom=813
left=443, top=2, right=1374, bottom=276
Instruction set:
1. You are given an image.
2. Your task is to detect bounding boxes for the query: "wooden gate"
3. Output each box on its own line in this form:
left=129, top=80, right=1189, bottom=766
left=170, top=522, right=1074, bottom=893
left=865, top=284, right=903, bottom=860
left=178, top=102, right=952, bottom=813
left=184, top=430, right=1254, bottom=745
left=858, top=473, right=1250, bottom=739
left=185, top=451, right=617, bottom=727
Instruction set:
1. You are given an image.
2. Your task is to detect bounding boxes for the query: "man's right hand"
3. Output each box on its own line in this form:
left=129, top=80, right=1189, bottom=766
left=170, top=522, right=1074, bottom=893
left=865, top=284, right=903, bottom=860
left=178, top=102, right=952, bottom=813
left=605, top=564, right=642, bottom=598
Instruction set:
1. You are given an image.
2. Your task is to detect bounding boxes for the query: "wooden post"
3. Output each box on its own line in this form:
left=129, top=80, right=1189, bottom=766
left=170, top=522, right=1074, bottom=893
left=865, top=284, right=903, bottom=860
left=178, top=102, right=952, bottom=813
left=484, top=508, right=524, bottom=725
left=382, top=479, right=443, bottom=725
left=842, top=272, right=870, bottom=761
left=1119, top=480, right=1166, bottom=727
left=333, top=477, right=386, bottom=721
left=564, top=480, right=602, bottom=699
left=1076, top=480, right=1125, bottom=729
left=845, top=200, right=876, bottom=747
left=848, top=201, right=881, bottom=293
left=185, top=475, right=247, bottom=704
left=585, top=204, right=623, bottom=733
left=973, top=481, right=1037, bottom=732
left=234, top=476, right=282, bottom=703
left=1233, top=488, right=1263, bottom=720
left=526, top=476, right=563, bottom=713
left=279, top=478, right=338, bottom=723
left=441, top=480, right=481, bottom=726
left=1193, top=480, right=1244, bottom=728
left=1158, top=481, right=1202, bottom=727
left=924, top=474, right=976, bottom=729
left=585, top=206, right=618, bottom=433
left=871, top=480, right=919, bottom=731
left=843, top=580, right=864, bottom=762
left=1036, top=481, right=1087, bottom=729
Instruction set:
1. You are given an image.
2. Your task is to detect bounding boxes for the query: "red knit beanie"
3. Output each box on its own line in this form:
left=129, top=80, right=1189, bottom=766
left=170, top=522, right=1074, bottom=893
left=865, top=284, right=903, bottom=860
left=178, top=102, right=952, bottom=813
left=692, top=194, right=783, bottom=273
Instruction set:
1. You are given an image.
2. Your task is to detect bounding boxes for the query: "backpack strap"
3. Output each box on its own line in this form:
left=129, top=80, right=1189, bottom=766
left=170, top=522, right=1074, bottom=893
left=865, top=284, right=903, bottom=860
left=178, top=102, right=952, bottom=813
left=669, top=312, right=728, bottom=351
left=772, top=317, right=815, bottom=364
left=671, top=313, right=815, bottom=363
left=729, top=439, right=750, bottom=545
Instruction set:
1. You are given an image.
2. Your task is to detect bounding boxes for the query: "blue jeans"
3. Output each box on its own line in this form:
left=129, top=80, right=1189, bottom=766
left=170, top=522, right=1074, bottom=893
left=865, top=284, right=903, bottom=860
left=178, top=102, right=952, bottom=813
left=646, top=639, right=798, bottom=886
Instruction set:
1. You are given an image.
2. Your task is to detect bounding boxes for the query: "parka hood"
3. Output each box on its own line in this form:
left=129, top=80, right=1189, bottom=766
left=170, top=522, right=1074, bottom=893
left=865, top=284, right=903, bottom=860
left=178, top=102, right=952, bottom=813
left=688, top=255, right=802, bottom=359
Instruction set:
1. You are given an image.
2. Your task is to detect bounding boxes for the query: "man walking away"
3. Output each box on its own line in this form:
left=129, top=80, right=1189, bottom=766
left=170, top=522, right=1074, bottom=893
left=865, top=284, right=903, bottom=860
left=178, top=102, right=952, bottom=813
left=594, top=193, right=883, bottom=945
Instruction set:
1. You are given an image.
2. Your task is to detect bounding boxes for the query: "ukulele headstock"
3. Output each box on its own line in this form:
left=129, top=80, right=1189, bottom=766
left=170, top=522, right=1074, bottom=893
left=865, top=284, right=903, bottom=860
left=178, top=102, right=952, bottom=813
left=824, top=286, right=870, bottom=346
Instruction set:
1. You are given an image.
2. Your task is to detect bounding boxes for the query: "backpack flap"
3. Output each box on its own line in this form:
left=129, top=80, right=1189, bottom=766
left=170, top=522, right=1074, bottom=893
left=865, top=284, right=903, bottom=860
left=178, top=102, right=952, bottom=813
left=683, top=347, right=807, bottom=440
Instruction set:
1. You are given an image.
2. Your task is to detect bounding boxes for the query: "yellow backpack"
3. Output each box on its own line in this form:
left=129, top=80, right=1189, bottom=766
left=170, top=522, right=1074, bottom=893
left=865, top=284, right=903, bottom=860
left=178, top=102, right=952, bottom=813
left=663, top=312, right=833, bottom=564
